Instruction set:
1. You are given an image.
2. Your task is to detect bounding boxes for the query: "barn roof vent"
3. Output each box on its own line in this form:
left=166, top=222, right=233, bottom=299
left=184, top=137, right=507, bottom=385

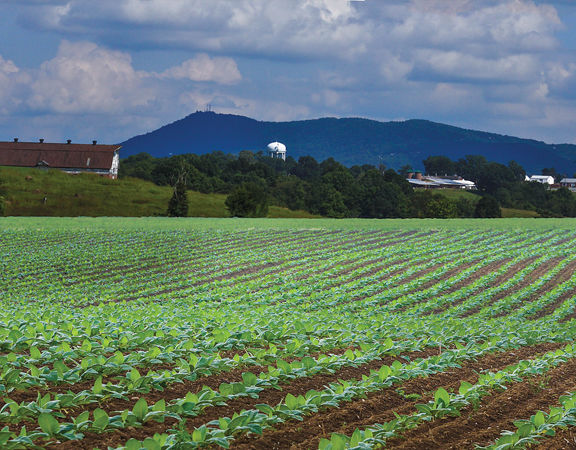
left=13, top=138, right=18, bottom=143
left=66, top=139, right=71, bottom=144
left=92, top=140, right=97, bottom=145
left=39, top=138, right=44, bottom=143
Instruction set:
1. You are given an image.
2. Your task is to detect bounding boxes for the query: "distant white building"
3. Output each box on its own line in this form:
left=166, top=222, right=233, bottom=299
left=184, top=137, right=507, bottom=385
left=528, top=175, right=555, bottom=185
left=406, top=172, right=476, bottom=190
left=560, top=178, right=576, bottom=191
left=267, top=142, right=286, bottom=161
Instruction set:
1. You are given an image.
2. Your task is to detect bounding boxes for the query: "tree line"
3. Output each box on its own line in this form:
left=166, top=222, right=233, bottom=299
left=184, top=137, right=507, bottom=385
left=120, top=151, right=576, bottom=218
left=422, top=155, right=576, bottom=217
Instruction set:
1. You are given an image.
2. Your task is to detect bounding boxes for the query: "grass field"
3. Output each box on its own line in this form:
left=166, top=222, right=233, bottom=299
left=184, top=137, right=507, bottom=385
left=1, top=218, right=576, bottom=449
left=501, top=207, right=540, bottom=218
left=432, top=188, right=480, bottom=202
left=1, top=167, right=544, bottom=220
left=0, top=167, right=318, bottom=219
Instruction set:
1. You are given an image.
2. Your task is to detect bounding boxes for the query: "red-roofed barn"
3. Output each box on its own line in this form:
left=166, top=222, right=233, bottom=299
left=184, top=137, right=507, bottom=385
left=0, top=139, right=121, bottom=178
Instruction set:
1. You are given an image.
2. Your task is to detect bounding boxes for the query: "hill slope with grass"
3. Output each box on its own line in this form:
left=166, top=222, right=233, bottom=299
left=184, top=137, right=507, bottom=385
left=0, top=167, right=318, bottom=218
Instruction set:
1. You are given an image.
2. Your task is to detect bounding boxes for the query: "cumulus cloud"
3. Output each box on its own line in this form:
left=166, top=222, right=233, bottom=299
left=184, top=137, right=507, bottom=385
left=160, top=54, right=241, bottom=84
left=0, top=56, right=30, bottom=114
left=413, top=51, right=540, bottom=83
left=20, top=0, right=368, bottom=60
left=0, top=41, right=244, bottom=117
left=28, top=41, right=149, bottom=114
left=0, top=40, right=250, bottom=141
left=1, top=0, right=576, bottom=143
left=0, top=56, right=19, bottom=75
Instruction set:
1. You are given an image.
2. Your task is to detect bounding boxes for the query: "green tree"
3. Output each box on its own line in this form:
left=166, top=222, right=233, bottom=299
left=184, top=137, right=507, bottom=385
left=474, top=196, right=501, bottom=218
left=293, top=156, right=321, bottom=181
left=225, top=182, right=269, bottom=217
left=508, top=160, right=526, bottom=182
left=357, top=169, right=409, bottom=218
left=118, top=152, right=156, bottom=181
left=272, top=175, right=307, bottom=211
left=306, top=182, right=349, bottom=218
left=456, top=155, right=488, bottom=183
left=410, top=191, right=459, bottom=218
left=322, top=169, right=360, bottom=216
left=423, top=156, right=456, bottom=176
left=167, top=169, right=189, bottom=217
left=425, top=195, right=458, bottom=218
left=547, top=188, right=576, bottom=217
left=455, top=198, right=475, bottom=218
left=475, top=162, right=515, bottom=193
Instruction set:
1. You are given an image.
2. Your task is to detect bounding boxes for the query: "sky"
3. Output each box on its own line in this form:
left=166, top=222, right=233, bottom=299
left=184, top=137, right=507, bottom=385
left=0, top=0, right=575, bottom=145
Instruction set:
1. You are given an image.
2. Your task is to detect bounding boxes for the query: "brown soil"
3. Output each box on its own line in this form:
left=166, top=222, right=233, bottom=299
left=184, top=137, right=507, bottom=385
left=58, top=230, right=421, bottom=287
left=290, top=256, right=414, bottom=304
left=230, top=341, right=566, bottom=450
left=2, top=344, right=362, bottom=407
left=525, top=258, right=576, bottom=319
left=48, top=347, right=443, bottom=449
left=559, top=307, right=576, bottom=323
left=270, top=257, right=405, bottom=303
left=300, top=259, right=401, bottom=298
left=385, top=260, right=484, bottom=312
left=458, top=256, right=550, bottom=318
left=92, top=262, right=279, bottom=305
left=550, top=236, right=576, bottom=246
left=426, top=258, right=512, bottom=315
left=419, top=263, right=479, bottom=292
left=76, top=231, right=395, bottom=306
left=346, top=263, right=412, bottom=303
left=491, top=256, right=576, bottom=319
left=537, top=428, right=576, bottom=449
left=392, top=258, right=490, bottom=313
left=527, top=233, right=562, bottom=246
left=324, top=258, right=384, bottom=280
left=529, top=288, right=576, bottom=320
left=386, top=351, right=576, bottom=449
left=370, top=262, right=446, bottom=303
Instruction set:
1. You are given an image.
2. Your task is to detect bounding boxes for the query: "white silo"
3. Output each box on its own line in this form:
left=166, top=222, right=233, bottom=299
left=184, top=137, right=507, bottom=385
left=267, top=142, right=286, bottom=161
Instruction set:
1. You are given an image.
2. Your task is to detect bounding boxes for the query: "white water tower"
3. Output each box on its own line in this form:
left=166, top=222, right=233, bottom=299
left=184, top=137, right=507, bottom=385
left=267, top=142, right=286, bottom=161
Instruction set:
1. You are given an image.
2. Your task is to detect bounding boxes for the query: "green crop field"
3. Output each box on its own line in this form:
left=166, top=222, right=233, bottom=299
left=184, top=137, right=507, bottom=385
left=1, top=218, right=576, bottom=449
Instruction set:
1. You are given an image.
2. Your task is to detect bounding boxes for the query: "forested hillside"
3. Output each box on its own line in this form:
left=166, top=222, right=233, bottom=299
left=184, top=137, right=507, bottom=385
left=120, top=112, right=576, bottom=173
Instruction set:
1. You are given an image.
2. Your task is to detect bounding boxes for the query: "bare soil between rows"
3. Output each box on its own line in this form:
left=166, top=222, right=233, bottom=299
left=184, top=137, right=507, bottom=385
left=1, top=344, right=359, bottom=407
left=425, top=258, right=512, bottom=315
left=47, top=347, right=443, bottom=449
left=386, top=350, right=576, bottom=449
left=458, top=256, right=554, bottom=318
left=537, top=427, right=576, bottom=449
left=526, top=258, right=576, bottom=320
left=231, top=341, right=566, bottom=450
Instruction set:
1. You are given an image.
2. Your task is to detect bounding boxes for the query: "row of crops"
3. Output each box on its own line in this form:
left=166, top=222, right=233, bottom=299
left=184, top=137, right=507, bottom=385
left=2, top=223, right=576, bottom=449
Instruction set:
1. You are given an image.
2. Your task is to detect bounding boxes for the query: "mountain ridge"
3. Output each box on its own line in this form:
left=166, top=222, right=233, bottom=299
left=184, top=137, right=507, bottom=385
left=120, top=111, right=576, bottom=173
